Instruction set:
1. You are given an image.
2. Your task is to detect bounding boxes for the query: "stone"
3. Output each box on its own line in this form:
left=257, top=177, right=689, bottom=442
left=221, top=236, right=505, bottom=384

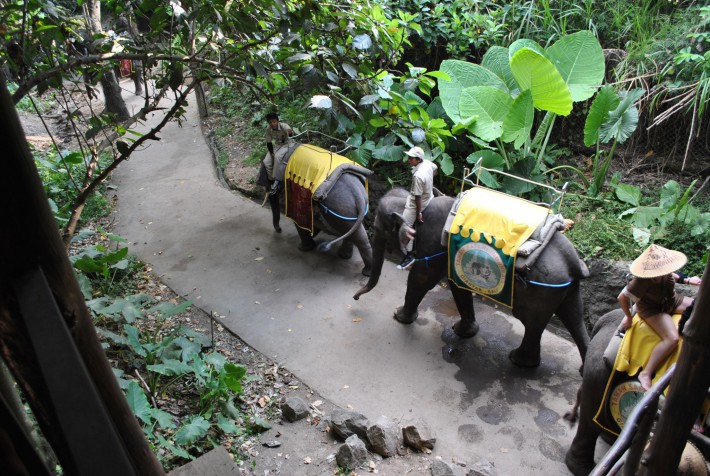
left=366, top=415, right=400, bottom=457
left=335, top=434, right=368, bottom=470
left=281, top=396, right=309, bottom=422
left=330, top=407, right=369, bottom=441
left=431, top=459, right=455, bottom=476
left=402, top=421, right=436, bottom=451
left=467, top=458, right=498, bottom=476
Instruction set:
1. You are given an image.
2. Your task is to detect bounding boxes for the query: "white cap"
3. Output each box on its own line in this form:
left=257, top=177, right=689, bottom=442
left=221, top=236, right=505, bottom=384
left=405, top=146, right=425, bottom=160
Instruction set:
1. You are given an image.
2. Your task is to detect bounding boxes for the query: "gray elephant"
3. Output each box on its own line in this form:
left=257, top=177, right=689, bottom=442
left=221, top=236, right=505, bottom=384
left=565, top=309, right=707, bottom=475
left=353, top=187, right=590, bottom=367
left=271, top=143, right=373, bottom=276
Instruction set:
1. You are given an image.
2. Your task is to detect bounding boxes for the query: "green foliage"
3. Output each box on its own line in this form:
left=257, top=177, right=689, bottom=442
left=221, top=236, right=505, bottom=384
left=616, top=180, right=710, bottom=265
left=7, top=82, right=55, bottom=113
left=70, top=229, right=140, bottom=297
left=74, top=239, right=256, bottom=469
left=584, top=87, right=644, bottom=196
left=563, top=194, right=637, bottom=261
left=437, top=31, right=604, bottom=198
left=33, top=148, right=112, bottom=226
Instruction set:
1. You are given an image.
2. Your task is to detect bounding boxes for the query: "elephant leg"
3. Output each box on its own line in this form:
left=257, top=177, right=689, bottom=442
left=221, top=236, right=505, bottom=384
left=565, top=397, right=603, bottom=476
left=338, top=240, right=354, bottom=260
left=555, top=283, right=590, bottom=364
left=268, top=192, right=281, bottom=233
left=510, top=303, right=551, bottom=367
left=296, top=227, right=317, bottom=252
left=450, top=282, right=478, bottom=337
left=395, top=261, right=443, bottom=324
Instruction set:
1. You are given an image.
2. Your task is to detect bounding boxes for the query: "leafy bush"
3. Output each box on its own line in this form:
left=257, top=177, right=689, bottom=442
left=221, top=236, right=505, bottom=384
left=68, top=234, right=261, bottom=469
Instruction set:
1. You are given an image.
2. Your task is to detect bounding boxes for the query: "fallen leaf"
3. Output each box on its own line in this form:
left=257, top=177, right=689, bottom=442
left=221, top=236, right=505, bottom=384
left=255, top=257, right=265, bottom=261
left=304, top=457, right=311, bottom=464
left=500, top=447, right=509, bottom=453
left=297, top=304, right=303, bottom=309
left=343, top=385, right=349, bottom=389
left=312, top=400, right=322, bottom=407
left=352, top=317, right=363, bottom=323
left=258, top=396, right=266, bottom=407
left=255, top=301, right=261, bottom=305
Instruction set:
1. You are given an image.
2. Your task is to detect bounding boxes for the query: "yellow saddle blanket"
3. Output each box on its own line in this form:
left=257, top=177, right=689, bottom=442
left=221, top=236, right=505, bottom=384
left=284, top=145, right=365, bottom=233
left=447, top=187, right=550, bottom=308
left=594, top=314, right=683, bottom=435
left=285, top=145, right=356, bottom=195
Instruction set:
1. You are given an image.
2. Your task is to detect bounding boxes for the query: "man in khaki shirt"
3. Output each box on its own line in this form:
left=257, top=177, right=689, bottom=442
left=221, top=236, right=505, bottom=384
left=398, top=146, right=437, bottom=270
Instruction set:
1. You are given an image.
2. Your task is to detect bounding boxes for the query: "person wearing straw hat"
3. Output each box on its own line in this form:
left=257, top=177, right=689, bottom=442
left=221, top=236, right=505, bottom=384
left=617, top=244, right=702, bottom=390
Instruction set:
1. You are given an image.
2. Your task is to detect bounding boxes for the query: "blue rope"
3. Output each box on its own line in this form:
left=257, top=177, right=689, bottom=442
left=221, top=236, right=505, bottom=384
left=318, top=202, right=369, bottom=221
left=526, top=279, right=573, bottom=288
left=413, top=251, right=447, bottom=265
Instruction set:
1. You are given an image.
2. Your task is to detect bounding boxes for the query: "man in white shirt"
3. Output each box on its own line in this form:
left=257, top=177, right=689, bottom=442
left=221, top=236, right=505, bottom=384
left=398, top=146, right=437, bottom=270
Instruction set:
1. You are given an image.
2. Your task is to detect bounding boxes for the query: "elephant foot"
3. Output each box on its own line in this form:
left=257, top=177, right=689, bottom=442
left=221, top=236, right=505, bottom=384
left=508, top=348, right=541, bottom=368
left=394, top=306, right=417, bottom=324
left=453, top=319, right=479, bottom=338
left=564, top=449, right=595, bottom=476
left=361, top=266, right=371, bottom=277
left=298, top=241, right=317, bottom=252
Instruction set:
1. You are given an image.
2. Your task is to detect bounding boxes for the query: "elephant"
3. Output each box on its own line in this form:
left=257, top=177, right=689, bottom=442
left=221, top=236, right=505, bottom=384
left=270, top=143, right=373, bottom=277
left=353, top=187, right=590, bottom=367
left=564, top=309, right=707, bottom=476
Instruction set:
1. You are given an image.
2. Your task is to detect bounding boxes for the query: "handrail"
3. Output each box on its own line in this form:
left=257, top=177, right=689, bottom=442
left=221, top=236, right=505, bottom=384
left=291, top=128, right=352, bottom=155
left=464, top=158, right=569, bottom=212
left=589, top=364, right=676, bottom=476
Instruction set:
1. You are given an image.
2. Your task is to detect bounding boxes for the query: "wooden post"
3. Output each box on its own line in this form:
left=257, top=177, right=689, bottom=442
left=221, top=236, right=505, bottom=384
left=0, top=79, right=164, bottom=474
left=638, top=261, right=710, bottom=475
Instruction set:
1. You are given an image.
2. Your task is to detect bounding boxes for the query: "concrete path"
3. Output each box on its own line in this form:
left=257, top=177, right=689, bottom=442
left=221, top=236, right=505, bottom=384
left=112, top=94, right=586, bottom=475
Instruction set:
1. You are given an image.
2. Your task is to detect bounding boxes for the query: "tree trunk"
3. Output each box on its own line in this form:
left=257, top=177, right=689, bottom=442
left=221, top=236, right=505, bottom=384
left=0, top=79, right=164, bottom=474
left=101, top=70, right=130, bottom=120
left=638, top=262, right=710, bottom=475
left=86, top=0, right=129, bottom=120
left=194, top=80, right=208, bottom=118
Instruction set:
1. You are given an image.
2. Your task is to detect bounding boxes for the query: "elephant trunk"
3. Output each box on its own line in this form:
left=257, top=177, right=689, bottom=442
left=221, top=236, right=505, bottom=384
left=353, top=231, right=386, bottom=300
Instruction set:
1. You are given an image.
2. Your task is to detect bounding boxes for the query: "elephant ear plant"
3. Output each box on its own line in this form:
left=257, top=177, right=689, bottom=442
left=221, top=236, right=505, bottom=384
left=437, top=30, right=605, bottom=196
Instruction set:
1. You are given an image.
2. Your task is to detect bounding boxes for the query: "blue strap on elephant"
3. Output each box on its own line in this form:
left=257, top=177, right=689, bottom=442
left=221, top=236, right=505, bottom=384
left=317, top=202, right=369, bottom=221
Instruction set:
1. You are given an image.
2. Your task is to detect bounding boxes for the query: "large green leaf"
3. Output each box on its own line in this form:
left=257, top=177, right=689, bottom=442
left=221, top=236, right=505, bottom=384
left=439, top=59, right=508, bottom=123
left=510, top=47, right=572, bottom=115
left=482, top=46, right=518, bottom=94
left=599, top=88, right=645, bottom=144
left=460, top=86, right=513, bottom=142
left=546, top=30, right=605, bottom=102
left=584, top=85, right=620, bottom=146
left=126, top=382, right=152, bottom=424
left=502, top=89, right=534, bottom=148
left=175, top=416, right=210, bottom=446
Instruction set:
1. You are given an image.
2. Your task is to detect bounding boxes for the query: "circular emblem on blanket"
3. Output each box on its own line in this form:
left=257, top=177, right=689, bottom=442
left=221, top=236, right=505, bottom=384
left=453, top=242, right=506, bottom=294
left=609, top=380, right=645, bottom=429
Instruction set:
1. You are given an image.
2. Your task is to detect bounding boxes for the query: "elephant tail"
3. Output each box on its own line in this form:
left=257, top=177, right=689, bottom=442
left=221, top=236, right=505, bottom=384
left=316, top=191, right=367, bottom=254
left=563, top=386, right=581, bottom=425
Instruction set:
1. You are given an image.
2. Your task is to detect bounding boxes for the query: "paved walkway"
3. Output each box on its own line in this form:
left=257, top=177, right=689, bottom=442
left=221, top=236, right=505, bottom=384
left=112, top=93, right=587, bottom=474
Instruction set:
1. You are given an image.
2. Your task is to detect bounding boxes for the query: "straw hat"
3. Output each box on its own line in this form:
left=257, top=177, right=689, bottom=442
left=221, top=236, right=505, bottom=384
left=629, top=244, right=687, bottom=278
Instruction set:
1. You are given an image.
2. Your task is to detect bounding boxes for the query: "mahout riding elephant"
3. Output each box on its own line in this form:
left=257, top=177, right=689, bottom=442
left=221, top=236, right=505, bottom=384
left=353, top=187, right=590, bottom=367
left=564, top=309, right=707, bottom=475
left=271, top=143, right=373, bottom=277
